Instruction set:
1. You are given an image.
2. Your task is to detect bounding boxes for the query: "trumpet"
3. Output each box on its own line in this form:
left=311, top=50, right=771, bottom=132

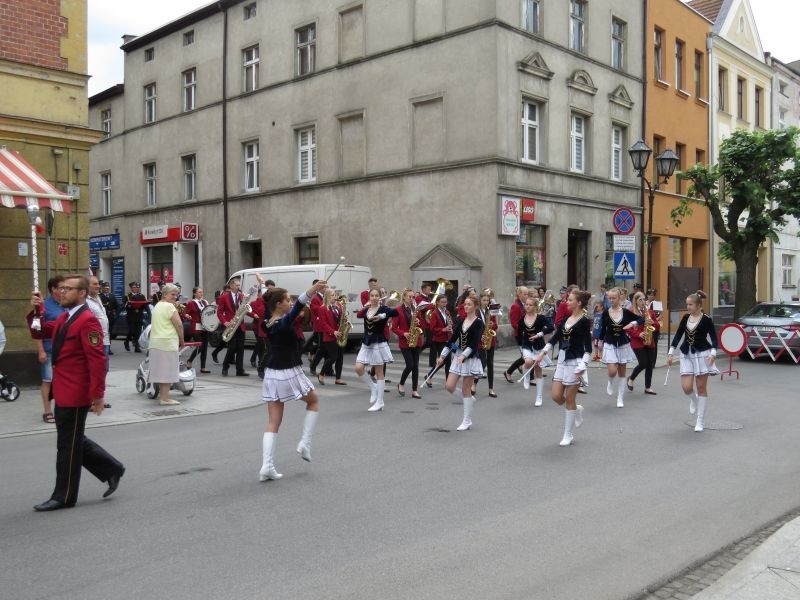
left=425, top=277, right=453, bottom=317
left=381, top=290, right=402, bottom=307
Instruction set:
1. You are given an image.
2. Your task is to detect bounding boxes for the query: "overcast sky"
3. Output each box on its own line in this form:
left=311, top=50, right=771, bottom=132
left=87, top=0, right=800, bottom=96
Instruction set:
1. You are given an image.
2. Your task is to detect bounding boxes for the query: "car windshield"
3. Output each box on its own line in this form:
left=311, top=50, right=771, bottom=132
left=746, top=305, right=800, bottom=318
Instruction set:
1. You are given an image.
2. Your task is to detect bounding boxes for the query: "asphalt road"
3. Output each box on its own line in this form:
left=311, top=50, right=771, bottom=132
left=1, top=359, right=798, bottom=600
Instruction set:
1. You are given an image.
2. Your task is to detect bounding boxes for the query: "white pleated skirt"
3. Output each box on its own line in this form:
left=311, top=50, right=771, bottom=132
left=553, top=350, right=586, bottom=387
left=522, top=347, right=552, bottom=367
left=262, top=366, right=314, bottom=403
left=601, top=343, right=636, bottom=364
left=449, top=353, right=484, bottom=378
left=356, top=342, right=394, bottom=366
left=679, top=350, right=720, bottom=377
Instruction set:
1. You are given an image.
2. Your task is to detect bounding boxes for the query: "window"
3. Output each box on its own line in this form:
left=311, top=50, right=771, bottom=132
left=668, top=237, right=683, bottom=267
left=243, top=141, right=259, bottom=191
left=755, top=86, right=763, bottom=127
left=297, top=126, right=317, bottom=183
left=779, top=80, right=788, bottom=97
left=296, top=24, right=316, bottom=76
left=144, top=83, right=157, bottom=123
left=183, top=30, right=194, bottom=46
left=611, top=18, right=625, bottom=70
left=244, top=2, right=256, bottom=20
left=516, top=225, right=547, bottom=288
left=521, top=100, right=540, bottom=163
left=611, top=125, right=624, bottom=181
left=100, top=109, right=111, bottom=138
left=695, top=149, right=705, bottom=167
left=675, top=40, right=685, bottom=90
left=144, top=47, right=154, bottom=62
left=182, top=154, right=196, bottom=201
left=782, top=254, right=795, bottom=287
left=674, top=143, right=685, bottom=194
left=522, top=0, right=539, bottom=34
left=718, top=67, right=728, bottom=111
left=101, top=172, right=111, bottom=216
left=694, top=51, right=704, bottom=98
left=737, top=77, right=745, bottom=120
left=296, top=236, right=319, bottom=264
left=243, top=45, right=259, bottom=92
left=654, top=28, right=664, bottom=81
left=144, top=163, right=157, bottom=207
left=779, top=108, right=787, bottom=129
left=570, top=114, right=586, bottom=173
left=569, top=1, right=586, bottom=53
left=652, top=135, right=664, bottom=182
left=182, top=68, right=196, bottom=112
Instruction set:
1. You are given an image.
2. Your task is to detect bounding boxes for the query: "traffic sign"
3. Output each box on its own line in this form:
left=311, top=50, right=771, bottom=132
left=613, top=252, right=635, bottom=279
left=613, top=235, right=636, bottom=252
left=613, top=207, right=636, bottom=234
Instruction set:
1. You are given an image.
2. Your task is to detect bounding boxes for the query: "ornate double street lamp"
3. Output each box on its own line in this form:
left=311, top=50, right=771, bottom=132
left=628, top=140, right=680, bottom=292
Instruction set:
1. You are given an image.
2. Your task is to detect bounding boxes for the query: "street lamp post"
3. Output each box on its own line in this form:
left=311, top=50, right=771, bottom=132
left=628, top=140, right=680, bottom=292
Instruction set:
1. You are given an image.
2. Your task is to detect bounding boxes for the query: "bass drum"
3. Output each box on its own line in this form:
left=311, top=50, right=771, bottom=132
left=201, top=303, right=220, bottom=332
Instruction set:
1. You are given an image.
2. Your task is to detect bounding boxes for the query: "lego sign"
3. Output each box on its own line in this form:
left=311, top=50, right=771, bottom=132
left=521, top=198, right=536, bottom=223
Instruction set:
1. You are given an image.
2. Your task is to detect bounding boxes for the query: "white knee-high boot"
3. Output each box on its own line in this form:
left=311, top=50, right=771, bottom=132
left=607, top=377, right=615, bottom=396
left=457, top=396, right=474, bottom=431
left=616, top=376, right=626, bottom=407
left=534, top=378, right=544, bottom=406
left=694, top=396, right=707, bottom=432
left=360, top=373, right=377, bottom=404
left=368, top=380, right=385, bottom=411
left=259, top=432, right=283, bottom=481
left=560, top=409, right=576, bottom=446
left=689, top=392, right=698, bottom=415
left=575, top=404, right=584, bottom=428
left=296, top=410, right=318, bottom=461
left=523, top=371, right=531, bottom=390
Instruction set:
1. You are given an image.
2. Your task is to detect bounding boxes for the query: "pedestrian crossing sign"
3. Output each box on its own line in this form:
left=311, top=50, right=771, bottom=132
left=613, top=252, right=635, bottom=279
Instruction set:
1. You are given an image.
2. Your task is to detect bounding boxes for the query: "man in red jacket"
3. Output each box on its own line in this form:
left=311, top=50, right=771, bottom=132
left=29, top=274, right=125, bottom=511
left=216, top=277, right=250, bottom=376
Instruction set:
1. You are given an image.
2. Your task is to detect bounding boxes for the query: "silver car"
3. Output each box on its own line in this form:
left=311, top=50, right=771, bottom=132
left=737, top=302, right=800, bottom=359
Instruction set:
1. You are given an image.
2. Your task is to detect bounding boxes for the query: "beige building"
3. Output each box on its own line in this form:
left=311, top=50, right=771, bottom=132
left=90, top=0, right=645, bottom=303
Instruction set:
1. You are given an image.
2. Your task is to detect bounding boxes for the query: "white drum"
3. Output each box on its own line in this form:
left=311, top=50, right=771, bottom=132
left=201, top=303, right=220, bottom=332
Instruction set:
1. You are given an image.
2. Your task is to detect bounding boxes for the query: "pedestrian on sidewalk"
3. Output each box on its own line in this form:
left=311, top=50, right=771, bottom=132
left=667, top=290, right=719, bottom=432
left=533, top=289, right=592, bottom=447
left=149, top=283, right=185, bottom=405
left=28, top=275, right=125, bottom=511
left=599, top=287, right=643, bottom=408
left=258, top=280, right=328, bottom=481
left=30, top=275, right=65, bottom=424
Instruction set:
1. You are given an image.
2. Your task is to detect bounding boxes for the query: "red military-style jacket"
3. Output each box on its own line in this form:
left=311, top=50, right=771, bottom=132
left=428, top=306, right=453, bottom=343
left=184, top=298, right=208, bottom=334
left=309, top=292, right=325, bottom=333
left=391, top=304, right=424, bottom=350
left=317, top=304, right=340, bottom=343
left=31, top=305, right=106, bottom=406
left=216, top=290, right=247, bottom=332
left=249, top=295, right=267, bottom=338
left=509, top=299, right=525, bottom=337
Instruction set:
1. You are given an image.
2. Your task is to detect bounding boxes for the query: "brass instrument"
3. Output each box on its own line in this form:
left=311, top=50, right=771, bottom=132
left=406, top=301, right=424, bottom=347
left=222, top=285, right=258, bottom=342
left=424, top=278, right=453, bottom=316
left=637, top=295, right=656, bottom=346
left=335, top=294, right=352, bottom=348
left=481, top=309, right=496, bottom=348
left=382, top=290, right=401, bottom=308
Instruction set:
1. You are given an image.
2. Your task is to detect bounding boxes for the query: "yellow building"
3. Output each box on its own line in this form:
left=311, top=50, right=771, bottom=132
left=645, top=0, right=712, bottom=313
left=0, top=0, right=102, bottom=379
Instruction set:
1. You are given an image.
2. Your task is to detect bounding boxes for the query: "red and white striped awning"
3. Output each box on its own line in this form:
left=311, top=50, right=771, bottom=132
left=0, top=146, right=73, bottom=214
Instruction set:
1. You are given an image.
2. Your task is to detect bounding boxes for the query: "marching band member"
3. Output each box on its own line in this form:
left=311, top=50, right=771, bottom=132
left=627, top=291, right=661, bottom=395
left=475, top=291, right=498, bottom=398
left=427, top=294, right=453, bottom=384
left=518, top=297, right=553, bottom=406
left=415, top=283, right=434, bottom=351
left=503, top=286, right=528, bottom=383
left=667, top=290, right=719, bottom=432
left=533, top=290, right=592, bottom=446
left=391, top=289, right=424, bottom=399
left=216, top=277, right=254, bottom=377
left=184, top=287, right=211, bottom=373
left=355, top=288, right=399, bottom=411
left=317, top=289, right=346, bottom=386
left=435, top=294, right=484, bottom=431
left=258, top=280, right=328, bottom=481
left=599, top=287, right=643, bottom=407
left=308, top=281, right=327, bottom=375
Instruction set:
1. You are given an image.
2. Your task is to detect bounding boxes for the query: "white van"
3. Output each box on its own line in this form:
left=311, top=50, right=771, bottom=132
left=227, top=264, right=372, bottom=347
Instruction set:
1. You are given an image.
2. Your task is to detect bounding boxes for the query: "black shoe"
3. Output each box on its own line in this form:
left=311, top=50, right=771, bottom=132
left=212, top=353, right=220, bottom=364
left=221, top=368, right=229, bottom=376
left=504, top=372, right=513, bottom=384
left=134, top=346, right=142, bottom=353
left=236, top=371, right=250, bottom=377
left=109, top=350, right=114, bottom=355
left=34, top=499, right=74, bottom=512
left=124, top=341, right=130, bottom=351
left=257, top=368, right=265, bottom=379
left=103, top=468, right=125, bottom=498
left=250, top=358, right=257, bottom=368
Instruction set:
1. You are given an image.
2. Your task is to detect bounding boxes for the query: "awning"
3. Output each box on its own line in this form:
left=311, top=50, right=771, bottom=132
left=0, top=146, right=73, bottom=214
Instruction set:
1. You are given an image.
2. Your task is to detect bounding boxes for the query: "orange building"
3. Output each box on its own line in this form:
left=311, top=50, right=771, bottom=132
left=644, top=0, right=712, bottom=313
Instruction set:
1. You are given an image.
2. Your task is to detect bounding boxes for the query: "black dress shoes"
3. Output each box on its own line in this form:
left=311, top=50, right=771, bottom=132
left=103, top=468, right=125, bottom=498
left=124, top=341, right=130, bottom=351
left=34, top=499, right=74, bottom=512
left=221, top=368, right=229, bottom=376
left=236, top=371, right=250, bottom=377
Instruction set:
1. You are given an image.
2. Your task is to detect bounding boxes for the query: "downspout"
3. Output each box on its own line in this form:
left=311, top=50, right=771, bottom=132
left=707, top=33, right=715, bottom=306
left=220, top=2, right=230, bottom=277
left=639, top=0, right=648, bottom=286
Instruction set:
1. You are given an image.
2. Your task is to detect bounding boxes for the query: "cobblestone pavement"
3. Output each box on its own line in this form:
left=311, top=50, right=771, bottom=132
left=632, top=505, right=800, bottom=600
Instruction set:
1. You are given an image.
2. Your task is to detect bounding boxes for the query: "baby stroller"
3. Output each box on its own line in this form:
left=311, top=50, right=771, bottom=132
left=134, top=325, right=198, bottom=399
left=0, top=320, right=21, bottom=401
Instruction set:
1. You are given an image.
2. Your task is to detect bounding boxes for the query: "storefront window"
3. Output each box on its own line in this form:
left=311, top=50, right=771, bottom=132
left=668, top=237, right=683, bottom=266
left=718, top=259, right=736, bottom=306
left=147, top=245, right=174, bottom=298
left=515, top=225, right=546, bottom=287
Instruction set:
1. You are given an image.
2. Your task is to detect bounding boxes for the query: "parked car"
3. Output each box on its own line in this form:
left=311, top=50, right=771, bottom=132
left=109, top=307, right=151, bottom=340
left=736, top=301, right=800, bottom=358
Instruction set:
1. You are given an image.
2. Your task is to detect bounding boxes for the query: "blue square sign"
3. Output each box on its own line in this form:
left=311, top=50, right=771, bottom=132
left=613, top=252, right=635, bottom=279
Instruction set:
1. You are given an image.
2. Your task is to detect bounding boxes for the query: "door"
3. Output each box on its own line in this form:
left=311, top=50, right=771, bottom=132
left=567, top=229, right=588, bottom=290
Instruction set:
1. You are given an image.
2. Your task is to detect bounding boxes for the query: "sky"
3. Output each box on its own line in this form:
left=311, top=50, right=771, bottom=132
left=86, top=0, right=800, bottom=96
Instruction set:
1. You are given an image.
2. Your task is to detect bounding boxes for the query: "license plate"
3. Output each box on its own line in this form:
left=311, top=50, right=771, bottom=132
left=756, top=327, right=777, bottom=332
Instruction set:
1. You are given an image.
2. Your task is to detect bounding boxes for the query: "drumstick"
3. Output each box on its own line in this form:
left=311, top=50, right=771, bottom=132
left=328, top=256, right=346, bottom=280
left=423, top=364, right=443, bottom=385
left=663, top=365, right=671, bottom=386
left=517, top=364, right=535, bottom=383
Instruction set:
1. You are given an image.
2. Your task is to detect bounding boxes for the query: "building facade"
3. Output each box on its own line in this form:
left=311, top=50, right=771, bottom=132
left=0, top=0, right=101, bottom=370
left=89, top=0, right=645, bottom=303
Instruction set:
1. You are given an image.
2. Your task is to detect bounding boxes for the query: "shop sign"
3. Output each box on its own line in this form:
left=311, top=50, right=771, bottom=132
left=521, top=198, right=536, bottom=223
left=181, top=222, right=199, bottom=241
left=499, top=196, right=521, bottom=236
left=140, top=225, right=195, bottom=245
left=142, top=224, right=168, bottom=240
left=89, top=233, right=121, bottom=250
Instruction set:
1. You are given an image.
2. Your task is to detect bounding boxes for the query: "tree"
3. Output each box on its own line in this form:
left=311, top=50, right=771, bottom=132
left=674, top=127, right=800, bottom=319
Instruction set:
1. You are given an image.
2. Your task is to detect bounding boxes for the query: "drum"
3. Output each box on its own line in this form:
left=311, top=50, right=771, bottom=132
left=201, top=303, right=220, bottom=332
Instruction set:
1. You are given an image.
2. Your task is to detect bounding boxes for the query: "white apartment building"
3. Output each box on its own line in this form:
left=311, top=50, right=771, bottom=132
left=89, top=0, right=644, bottom=302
